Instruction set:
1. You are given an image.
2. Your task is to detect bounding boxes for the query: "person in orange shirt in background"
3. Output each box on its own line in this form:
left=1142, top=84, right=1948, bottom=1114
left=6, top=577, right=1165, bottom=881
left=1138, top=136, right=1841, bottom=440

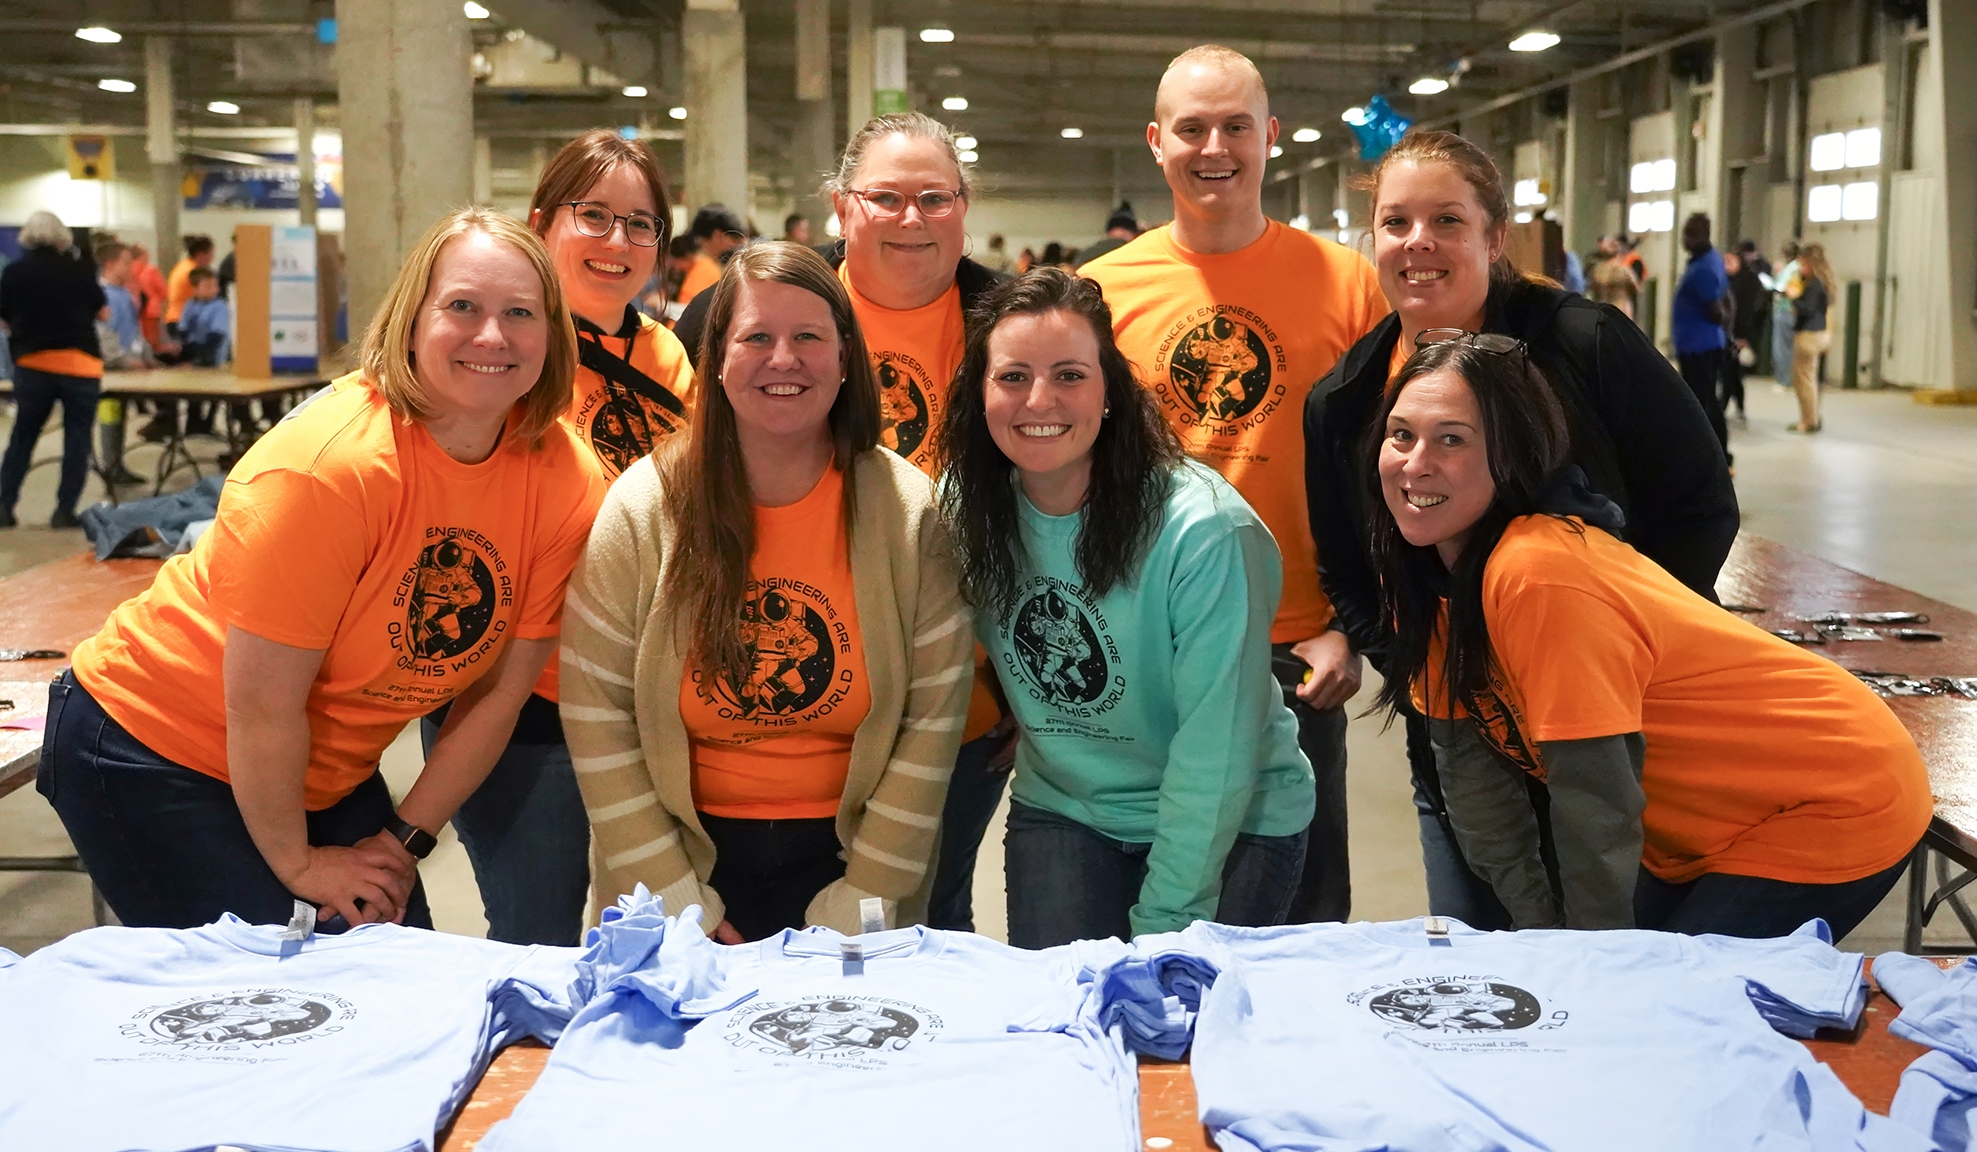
left=1369, top=335, right=1927, bottom=937
left=411, top=129, right=697, bottom=948
left=1081, top=44, right=1388, bottom=924
left=164, top=233, right=214, bottom=337
left=676, top=112, right=1013, bottom=935
left=39, top=208, right=606, bottom=932
left=673, top=204, right=746, bottom=308
left=127, top=242, right=169, bottom=350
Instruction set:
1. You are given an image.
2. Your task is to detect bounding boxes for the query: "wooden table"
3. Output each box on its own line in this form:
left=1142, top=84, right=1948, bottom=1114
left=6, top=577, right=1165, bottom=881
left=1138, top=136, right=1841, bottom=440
left=434, top=961, right=1946, bottom=1152
left=1715, top=535, right=1977, bottom=952
left=0, top=553, right=160, bottom=799
left=1, top=369, right=326, bottom=500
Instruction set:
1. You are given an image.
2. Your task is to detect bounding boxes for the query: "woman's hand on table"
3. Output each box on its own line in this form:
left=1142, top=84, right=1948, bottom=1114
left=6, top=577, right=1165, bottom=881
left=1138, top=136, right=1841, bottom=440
left=286, top=837, right=416, bottom=926
left=712, top=919, right=746, bottom=945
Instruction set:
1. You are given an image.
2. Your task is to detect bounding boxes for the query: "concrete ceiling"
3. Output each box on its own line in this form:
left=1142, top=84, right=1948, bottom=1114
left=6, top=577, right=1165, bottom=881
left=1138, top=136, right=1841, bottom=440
left=0, top=0, right=1787, bottom=198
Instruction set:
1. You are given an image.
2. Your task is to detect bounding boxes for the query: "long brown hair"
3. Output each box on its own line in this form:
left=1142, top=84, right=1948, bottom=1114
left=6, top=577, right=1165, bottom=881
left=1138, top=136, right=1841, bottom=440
left=526, top=129, right=673, bottom=248
left=1796, top=242, right=1834, bottom=297
left=1355, top=130, right=1552, bottom=298
left=936, top=268, right=1182, bottom=616
left=659, top=242, right=882, bottom=689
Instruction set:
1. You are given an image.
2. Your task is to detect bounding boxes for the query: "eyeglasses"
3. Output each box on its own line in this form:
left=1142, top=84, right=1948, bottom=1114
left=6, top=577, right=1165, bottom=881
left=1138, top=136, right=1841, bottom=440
left=562, top=201, right=665, bottom=247
left=845, top=187, right=965, bottom=219
left=1413, top=328, right=1526, bottom=355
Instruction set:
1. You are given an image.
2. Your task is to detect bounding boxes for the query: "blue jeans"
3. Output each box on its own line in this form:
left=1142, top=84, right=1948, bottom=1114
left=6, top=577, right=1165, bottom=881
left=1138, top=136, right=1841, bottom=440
left=1635, top=860, right=1910, bottom=939
left=420, top=702, right=590, bottom=946
left=927, top=730, right=1012, bottom=931
left=1271, top=643, right=1350, bottom=922
left=1003, top=799, right=1307, bottom=948
left=38, top=670, right=432, bottom=930
left=1, top=366, right=100, bottom=516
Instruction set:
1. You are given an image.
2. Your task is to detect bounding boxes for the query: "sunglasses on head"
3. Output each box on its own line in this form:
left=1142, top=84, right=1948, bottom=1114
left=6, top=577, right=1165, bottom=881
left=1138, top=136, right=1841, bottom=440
left=1412, top=328, right=1527, bottom=355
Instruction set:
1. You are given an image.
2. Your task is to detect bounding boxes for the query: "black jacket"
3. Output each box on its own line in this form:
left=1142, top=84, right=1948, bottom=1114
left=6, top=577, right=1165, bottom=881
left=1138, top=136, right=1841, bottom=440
left=0, top=246, right=105, bottom=361
left=673, top=239, right=1006, bottom=369
left=1303, top=282, right=1739, bottom=666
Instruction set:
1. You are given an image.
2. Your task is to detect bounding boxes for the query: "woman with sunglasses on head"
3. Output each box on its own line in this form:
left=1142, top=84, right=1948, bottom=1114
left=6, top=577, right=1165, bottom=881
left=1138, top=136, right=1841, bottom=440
left=1303, top=130, right=1739, bottom=931
left=939, top=268, right=1314, bottom=946
left=561, top=243, right=974, bottom=942
left=1368, top=336, right=1926, bottom=937
left=681, top=112, right=1014, bottom=933
left=416, top=130, right=696, bottom=947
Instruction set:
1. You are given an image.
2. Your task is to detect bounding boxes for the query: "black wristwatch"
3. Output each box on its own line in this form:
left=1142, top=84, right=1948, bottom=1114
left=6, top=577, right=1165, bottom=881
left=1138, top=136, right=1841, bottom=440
left=383, top=813, right=438, bottom=859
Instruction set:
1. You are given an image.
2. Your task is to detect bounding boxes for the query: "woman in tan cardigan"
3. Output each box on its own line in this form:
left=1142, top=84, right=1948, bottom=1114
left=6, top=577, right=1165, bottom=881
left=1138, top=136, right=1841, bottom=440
left=561, top=242, right=973, bottom=941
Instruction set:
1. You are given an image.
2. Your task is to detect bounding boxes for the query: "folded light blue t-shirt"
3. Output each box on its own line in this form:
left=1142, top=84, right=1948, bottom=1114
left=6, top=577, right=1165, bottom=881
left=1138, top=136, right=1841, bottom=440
left=1146, top=918, right=1929, bottom=1152
left=0, top=916, right=578, bottom=1152
left=1874, top=951, right=1977, bottom=1151
left=482, top=893, right=1153, bottom=1152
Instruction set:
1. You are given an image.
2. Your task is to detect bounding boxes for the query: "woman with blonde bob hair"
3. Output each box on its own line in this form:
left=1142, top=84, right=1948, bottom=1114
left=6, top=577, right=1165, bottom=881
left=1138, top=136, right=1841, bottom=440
left=42, top=207, right=607, bottom=932
left=562, top=241, right=975, bottom=941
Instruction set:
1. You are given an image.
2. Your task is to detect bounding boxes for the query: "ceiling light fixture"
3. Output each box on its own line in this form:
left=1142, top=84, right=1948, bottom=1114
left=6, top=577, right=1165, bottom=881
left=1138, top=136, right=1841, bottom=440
left=959, top=150, right=979, bottom=163
left=942, top=96, right=968, bottom=111
left=919, top=27, right=954, bottom=43
left=463, top=2, right=491, bottom=18
left=207, top=100, right=240, bottom=115
left=956, top=135, right=978, bottom=150
left=1269, top=145, right=1284, bottom=158
left=75, top=26, right=121, bottom=44
left=97, top=78, right=136, bottom=93
left=1060, top=127, right=1083, bottom=139
left=1408, top=77, right=1450, bottom=96
left=622, top=85, right=647, bottom=98
left=668, top=106, right=687, bottom=120
left=1291, top=127, right=1321, bottom=143
left=1508, top=30, right=1561, bottom=53
left=1341, top=106, right=1366, bottom=125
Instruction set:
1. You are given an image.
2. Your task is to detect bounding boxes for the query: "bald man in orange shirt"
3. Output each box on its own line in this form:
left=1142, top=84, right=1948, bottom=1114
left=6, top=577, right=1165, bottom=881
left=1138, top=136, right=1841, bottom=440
left=1082, top=45, right=1390, bottom=923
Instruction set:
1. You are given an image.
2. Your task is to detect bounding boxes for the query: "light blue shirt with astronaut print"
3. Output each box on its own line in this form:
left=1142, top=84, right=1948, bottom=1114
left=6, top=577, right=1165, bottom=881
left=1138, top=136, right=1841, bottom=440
left=980, top=460, right=1313, bottom=938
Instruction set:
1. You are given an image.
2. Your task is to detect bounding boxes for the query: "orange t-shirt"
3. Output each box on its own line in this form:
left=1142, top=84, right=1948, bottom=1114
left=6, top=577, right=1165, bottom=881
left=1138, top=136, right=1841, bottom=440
left=680, top=465, right=872, bottom=819
left=535, top=311, right=698, bottom=704
left=1387, top=335, right=1413, bottom=384
left=15, top=349, right=103, bottom=378
left=1418, top=515, right=1931, bottom=886
left=164, top=258, right=197, bottom=324
left=676, top=253, right=722, bottom=305
left=70, top=375, right=607, bottom=809
left=1082, top=222, right=1390, bottom=642
left=838, top=264, right=963, bottom=475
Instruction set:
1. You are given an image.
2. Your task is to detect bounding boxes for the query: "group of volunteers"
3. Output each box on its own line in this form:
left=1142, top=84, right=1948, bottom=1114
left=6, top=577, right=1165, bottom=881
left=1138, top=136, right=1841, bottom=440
left=35, top=43, right=1930, bottom=953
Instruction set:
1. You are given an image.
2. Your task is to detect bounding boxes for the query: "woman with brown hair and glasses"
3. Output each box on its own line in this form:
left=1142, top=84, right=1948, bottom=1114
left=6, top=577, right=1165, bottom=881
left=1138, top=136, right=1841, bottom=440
left=678, top=112, right=1013, bottom=934
left=561, top=242, right=974, bottom=941
left=1367, top=334, right=1926, bottom=936
left=41, top=209, right=605, bottom=931
left=1302, top=130, right=1739, bottom=932
left=417, top=129, right=696, bottom=947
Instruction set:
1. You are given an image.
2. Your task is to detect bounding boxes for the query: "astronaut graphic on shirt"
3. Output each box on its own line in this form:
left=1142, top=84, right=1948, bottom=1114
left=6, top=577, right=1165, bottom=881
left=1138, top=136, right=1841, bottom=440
left=1364, top=980, right=1542, bottom=1033
left=745, top=999, right=922, bottom=1057
left=738, top=590, right=823, bottom=715
left=407, top=538, right=492, bottom=659
left=1175, top=315, right=1267, bottom=421
left=149, top=992, right=332, bottom=1045
left=1025, top=591, right=1096, bottom=701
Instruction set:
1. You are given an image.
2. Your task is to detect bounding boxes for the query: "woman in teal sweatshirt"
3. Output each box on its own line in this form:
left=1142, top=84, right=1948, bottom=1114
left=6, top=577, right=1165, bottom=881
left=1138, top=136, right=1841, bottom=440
left=936, top=268, right=1314, bottom=946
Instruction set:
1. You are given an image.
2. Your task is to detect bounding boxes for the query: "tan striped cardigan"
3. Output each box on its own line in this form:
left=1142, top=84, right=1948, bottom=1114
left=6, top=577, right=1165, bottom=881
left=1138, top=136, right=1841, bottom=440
left=559, top=447, right=974, bottom=934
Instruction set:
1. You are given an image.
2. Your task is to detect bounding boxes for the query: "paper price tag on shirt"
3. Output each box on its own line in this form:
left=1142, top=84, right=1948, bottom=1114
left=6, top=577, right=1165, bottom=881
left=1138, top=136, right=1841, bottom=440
left=860, top=897, right=886, bottom=935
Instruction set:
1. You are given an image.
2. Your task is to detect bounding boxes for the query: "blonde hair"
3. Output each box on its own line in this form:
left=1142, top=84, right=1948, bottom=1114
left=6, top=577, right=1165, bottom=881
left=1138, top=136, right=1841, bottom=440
left=824, top=112, right=974, bottom=201
left=1796, top=243, right=1835, bottom=297
left=360, top=208, right=577, bottom=448
left=1156, top=45, right=1269, bottom=121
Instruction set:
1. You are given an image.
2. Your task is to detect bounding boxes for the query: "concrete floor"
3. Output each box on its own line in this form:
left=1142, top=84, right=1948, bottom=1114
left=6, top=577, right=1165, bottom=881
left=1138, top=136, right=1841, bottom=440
left=1, top=375, right=1972, bottom=956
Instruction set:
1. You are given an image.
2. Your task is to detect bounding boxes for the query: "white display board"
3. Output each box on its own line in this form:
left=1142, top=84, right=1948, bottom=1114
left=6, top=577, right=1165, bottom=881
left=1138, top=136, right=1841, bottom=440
left=270, top=224, right=319, bottom=373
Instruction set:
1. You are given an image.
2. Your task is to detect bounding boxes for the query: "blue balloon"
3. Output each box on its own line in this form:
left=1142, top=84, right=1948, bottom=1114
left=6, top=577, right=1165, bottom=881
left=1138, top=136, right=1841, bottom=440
left=1349, top=95, right=1414, bottom=162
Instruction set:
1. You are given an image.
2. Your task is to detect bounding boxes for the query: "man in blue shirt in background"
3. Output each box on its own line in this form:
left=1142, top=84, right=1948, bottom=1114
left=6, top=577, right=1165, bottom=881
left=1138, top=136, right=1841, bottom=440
left=1673, top=212, right=1732, bottom=463
left=173, top=267, right=230, bottom=367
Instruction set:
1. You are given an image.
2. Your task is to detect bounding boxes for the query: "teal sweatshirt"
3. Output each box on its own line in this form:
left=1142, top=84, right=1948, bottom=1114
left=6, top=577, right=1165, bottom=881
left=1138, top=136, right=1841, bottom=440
left=980, top=461, right=1315, bottom=937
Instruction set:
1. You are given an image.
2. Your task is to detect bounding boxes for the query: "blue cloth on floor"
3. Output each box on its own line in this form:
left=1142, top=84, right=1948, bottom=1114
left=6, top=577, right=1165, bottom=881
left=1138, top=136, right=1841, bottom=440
left=79, top=474, right=224, bottom=559
left=1873, top=952, right=1977, bottom=1150
left=1137, top=917, right=1928, bottom=1152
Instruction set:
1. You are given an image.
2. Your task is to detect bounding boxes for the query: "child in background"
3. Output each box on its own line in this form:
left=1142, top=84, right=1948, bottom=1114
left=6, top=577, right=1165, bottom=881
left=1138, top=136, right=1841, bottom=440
left=172, top=269, right=230, bottom=367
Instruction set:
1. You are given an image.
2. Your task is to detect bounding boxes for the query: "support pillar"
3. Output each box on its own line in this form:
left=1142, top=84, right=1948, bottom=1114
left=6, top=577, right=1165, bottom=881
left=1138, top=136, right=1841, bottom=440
left=1710, top=26, right=1760, bottom=242
left=684, top=0, right=747, bottom=214
left=1561, top=79, right=1605, bottom=257
left=846, top=0, right=873, bottom=136
left=294, top=98, right=317, bottom=229
left=145, top=37, right=179, bottom=261
left=473, top=135, right=493, bottom=206
left=1927, top=0, right=1977, bottom=391
left=791, top=0, right=834, bottom=226
left=336, top=0, right=473, bottom=340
